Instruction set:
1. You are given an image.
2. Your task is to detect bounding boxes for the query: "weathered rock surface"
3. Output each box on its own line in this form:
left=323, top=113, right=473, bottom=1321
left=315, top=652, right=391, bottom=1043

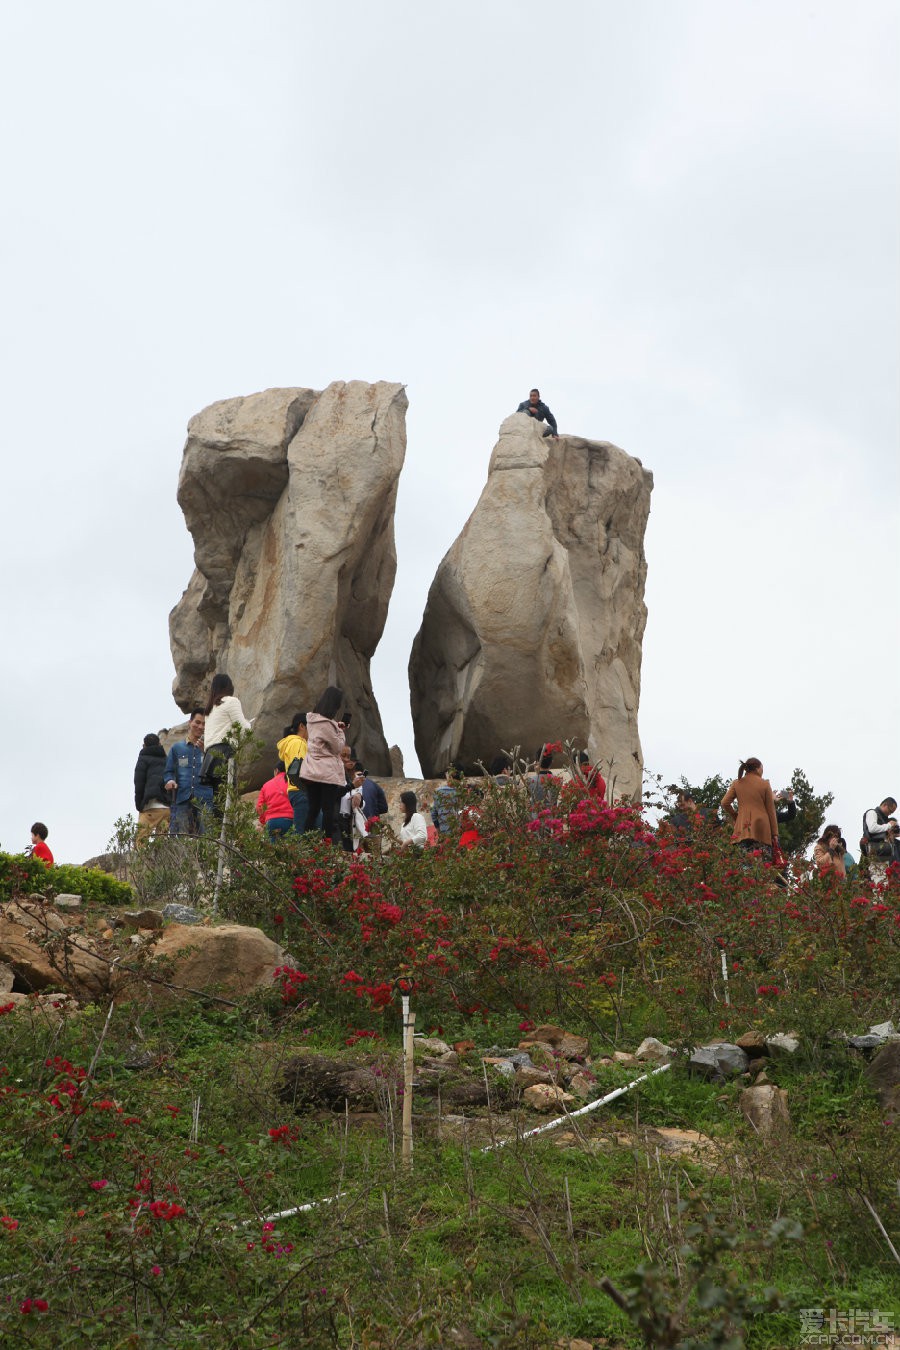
left=169, top=381, right=408, bottom=782
left=739, top=1084, right=790, bottom=1137
left=866, top=1041, right=900, bottom=1117
left=523, top=1083, right=575, bottom=1112
left=635, top=1036, right=676, bottom=1064
left=409, top=414, right=652, bottom=796
left=128, top=923, right=285, bottom=1004
left=0, top=914, right=111, bottom=996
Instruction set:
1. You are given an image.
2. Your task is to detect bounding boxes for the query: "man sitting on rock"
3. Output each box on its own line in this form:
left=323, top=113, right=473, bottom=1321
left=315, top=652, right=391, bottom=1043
left=163, top=709, right=213, bottom=837
left=516, top=388, right=558, bottom=438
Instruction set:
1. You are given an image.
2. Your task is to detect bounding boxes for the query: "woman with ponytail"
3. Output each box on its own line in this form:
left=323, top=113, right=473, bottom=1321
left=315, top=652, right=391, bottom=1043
left=720, top=757, right=780, bottom=862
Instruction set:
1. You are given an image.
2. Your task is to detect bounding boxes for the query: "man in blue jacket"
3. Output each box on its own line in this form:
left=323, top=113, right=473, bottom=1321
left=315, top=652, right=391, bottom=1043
left=163, top=709, right=214, bottom=836
left=516, top=388, right=558, bottom=437
left=358, top=768, right=389, bottom=821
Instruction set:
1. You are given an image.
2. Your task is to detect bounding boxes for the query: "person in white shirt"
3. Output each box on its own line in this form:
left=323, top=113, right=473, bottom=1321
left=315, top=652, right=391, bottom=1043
left=397, top=791, right=428, bottom=850
left=201, top=673, right=253, bottom=810
left=862, top=796, right=899, bottom=884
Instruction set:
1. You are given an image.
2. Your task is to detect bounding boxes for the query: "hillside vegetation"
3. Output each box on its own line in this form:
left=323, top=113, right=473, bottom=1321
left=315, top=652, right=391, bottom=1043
left=1, top=770, right=898, bottom=1348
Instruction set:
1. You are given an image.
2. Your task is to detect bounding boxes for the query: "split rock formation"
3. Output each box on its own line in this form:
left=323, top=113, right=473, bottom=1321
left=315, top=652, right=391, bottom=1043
left=169, top=381, right=407, bottom=782
left=409, top=413, right=652, bottom=799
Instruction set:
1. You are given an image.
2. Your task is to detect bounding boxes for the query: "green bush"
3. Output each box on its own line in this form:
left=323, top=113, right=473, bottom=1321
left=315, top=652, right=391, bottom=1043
left=0, top=848, right=133, bottom=907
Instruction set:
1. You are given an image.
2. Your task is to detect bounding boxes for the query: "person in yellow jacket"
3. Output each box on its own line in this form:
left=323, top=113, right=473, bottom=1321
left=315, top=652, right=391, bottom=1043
left=276, top=714, right=309, bottom=835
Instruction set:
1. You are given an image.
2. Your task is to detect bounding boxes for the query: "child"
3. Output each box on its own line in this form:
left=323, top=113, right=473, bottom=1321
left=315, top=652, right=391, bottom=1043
left=29, top=822, right=54, bottom=866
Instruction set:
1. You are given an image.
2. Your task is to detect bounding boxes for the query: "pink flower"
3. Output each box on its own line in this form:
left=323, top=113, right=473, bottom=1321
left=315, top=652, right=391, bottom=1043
left=90, top=1180, right=109, bottom=1191
left=151, top=1265, right=162, bottom=1277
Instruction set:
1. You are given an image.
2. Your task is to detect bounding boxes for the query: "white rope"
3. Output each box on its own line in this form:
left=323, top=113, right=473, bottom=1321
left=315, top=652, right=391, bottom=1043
left=480, top=1061, right=673, bottom=1152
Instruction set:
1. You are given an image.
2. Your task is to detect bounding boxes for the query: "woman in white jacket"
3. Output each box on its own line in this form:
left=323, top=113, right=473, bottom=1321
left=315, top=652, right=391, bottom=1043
left=397, top=791, right=428, bottom=850
left=202, top=673, right=252, bottom=806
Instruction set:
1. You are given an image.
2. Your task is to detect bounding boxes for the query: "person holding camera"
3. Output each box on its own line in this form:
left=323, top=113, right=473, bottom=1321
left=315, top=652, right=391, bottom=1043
left=300, top=686, right=349, bottom=846
left=813, top=824, right=847, bottom=880
left=861, top=796, right=899, bottom=884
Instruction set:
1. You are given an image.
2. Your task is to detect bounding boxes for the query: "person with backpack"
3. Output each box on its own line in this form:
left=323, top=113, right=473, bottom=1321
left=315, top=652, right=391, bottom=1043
left=277, top=713, right=309, bottom=835
left=134, top=733, right=171, bottom=844
left=860, top=796, right=899, bottom=884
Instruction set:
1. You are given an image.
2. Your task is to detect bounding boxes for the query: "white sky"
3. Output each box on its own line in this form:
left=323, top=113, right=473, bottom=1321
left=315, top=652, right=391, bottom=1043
left=1, top=1, right=897, bottom=862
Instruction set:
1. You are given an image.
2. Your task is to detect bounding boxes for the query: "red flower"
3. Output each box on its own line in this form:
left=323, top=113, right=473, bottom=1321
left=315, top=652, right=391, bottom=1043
left=20, top=1298, right=49, bottom=1314
left=1, top=1216, right=18, bottom=1231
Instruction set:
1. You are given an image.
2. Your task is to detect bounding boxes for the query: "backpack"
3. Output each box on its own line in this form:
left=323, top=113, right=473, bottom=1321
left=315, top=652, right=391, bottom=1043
left=285, top=757, right=304, bottom=790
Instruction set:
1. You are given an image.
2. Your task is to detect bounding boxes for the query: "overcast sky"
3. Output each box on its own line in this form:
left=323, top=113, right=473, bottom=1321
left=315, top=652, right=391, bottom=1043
left=1, top=1, right=897, bottom=863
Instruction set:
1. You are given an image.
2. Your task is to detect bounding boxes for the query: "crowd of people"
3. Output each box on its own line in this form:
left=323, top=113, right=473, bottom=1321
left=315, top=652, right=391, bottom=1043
left=27, top=667, right=897, bottom=887
left=669, top=759, right=899, bottom=886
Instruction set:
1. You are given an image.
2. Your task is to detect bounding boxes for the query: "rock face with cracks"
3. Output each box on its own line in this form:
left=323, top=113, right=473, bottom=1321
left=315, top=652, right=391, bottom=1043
left=409, top=414, right=652, bottom=797
left=169, top=381, right=407, bottom=782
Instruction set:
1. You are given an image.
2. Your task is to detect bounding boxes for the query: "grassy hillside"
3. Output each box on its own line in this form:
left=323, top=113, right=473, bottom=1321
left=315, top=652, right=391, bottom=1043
left=1, top=774, right=899, bottom=1347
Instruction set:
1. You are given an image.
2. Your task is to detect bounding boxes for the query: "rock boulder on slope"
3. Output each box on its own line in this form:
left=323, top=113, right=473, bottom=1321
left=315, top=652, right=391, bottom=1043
left=169, top=381, right=407, bottom=782
left=409, top=414, right=652, bottom=797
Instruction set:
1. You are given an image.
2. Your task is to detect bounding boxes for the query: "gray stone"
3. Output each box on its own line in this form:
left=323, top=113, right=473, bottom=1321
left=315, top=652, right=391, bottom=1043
left=689, top=1043, right=751, bottom=1080
left=54, top=894, right=83, bottom=909
left=869, top=1021, right=898, bottom=1039
left=482, top=1057, right=516, bottom=1079
left=409, top=413, right=652, bottom=796
left=766, top=1032, right=800, bottom=1054
left=0, top=961, right=13, bottom=994
left=161, top=903, right=202, bottom=925
left=847, top=1034, right=886, bottom=1053
left=634, top=1036, right=676, bottom=1064
left=169, top=381, right=408, bottom=783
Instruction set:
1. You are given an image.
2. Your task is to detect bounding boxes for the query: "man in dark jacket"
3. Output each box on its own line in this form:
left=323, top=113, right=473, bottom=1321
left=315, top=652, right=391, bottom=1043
left=358, top=768, right=389, bottom=821
left=134, top=733, right=171, bottom=844
left=516, top=388, right=558, bottom=437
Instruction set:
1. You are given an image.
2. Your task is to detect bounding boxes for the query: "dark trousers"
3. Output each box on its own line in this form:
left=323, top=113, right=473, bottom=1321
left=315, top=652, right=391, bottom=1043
left=301, top=782, right=344, bottom=845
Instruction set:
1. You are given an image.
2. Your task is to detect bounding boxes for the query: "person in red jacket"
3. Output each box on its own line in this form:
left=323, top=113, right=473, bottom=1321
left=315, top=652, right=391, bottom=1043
left=29, top=822, right=54, bottom=866
left=255, top=768, right=295, bottom=840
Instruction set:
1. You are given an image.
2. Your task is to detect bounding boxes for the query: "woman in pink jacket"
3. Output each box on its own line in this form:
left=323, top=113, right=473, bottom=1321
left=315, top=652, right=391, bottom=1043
left=299, top=686, right=348, bottom=845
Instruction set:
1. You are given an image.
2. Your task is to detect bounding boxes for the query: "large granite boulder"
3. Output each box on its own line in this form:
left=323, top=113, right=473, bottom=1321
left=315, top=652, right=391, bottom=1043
left=408, top=414, right=652, bottom=798
left=169, top=381, right=407, bottom=781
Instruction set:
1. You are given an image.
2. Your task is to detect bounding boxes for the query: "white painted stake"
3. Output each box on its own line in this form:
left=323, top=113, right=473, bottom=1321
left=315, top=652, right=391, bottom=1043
left=720, top=948, right=730, bottom=1005
left=480, top=1062, right=673, bottom=1152
left=401, top=994, right=415, bottom=1166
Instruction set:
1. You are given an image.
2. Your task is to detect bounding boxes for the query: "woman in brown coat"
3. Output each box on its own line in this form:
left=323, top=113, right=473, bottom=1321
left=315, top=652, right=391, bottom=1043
left=720, top=758, right=780, bottom=861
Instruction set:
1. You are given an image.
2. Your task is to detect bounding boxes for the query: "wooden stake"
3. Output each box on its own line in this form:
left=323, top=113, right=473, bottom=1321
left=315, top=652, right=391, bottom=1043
left=401, top=994, right=415, bottom=1166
